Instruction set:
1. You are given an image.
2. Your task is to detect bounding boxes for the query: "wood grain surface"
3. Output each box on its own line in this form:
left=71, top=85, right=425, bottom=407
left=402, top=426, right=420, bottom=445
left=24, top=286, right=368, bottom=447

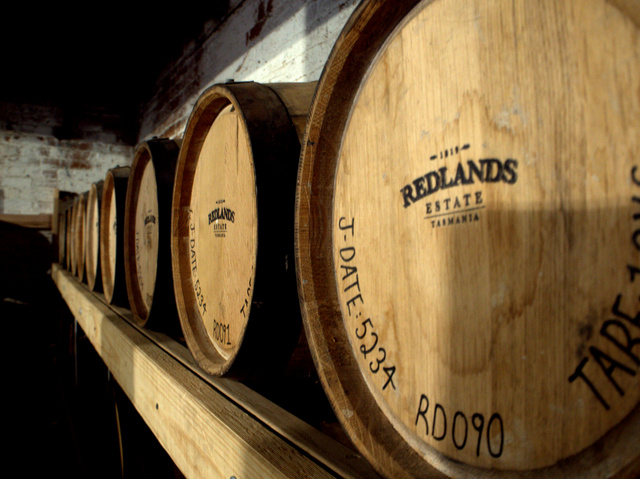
left=86, top=180, right=104, bottom=291
left=51, top=263, right=360, bottom=479
left=124, top=139, right=180, bottom=336
left=172, top=82, right=314, bottom=378
left=66, top=206, right=74, bottom=271
left=74, top=192, right=87, bottom=283
left=101, top=166, right=130, bottom=306
left=295, top=0, right=640, bottom=477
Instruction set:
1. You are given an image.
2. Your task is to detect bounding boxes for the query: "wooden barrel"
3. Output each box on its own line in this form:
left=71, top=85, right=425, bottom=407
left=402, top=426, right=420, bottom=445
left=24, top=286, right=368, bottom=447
left=69, top=196, right=79, bottom=276
left=295, top=1, right=640, bottom=477
left=171, top=81, right=316, bottom=378
left=86, top=180, right=104, bottom=291
left=124, top=138, right=181, bottom=335
left=65, top=205, right=74, bottom=271
left=74, top=191, right=88, bottom=282
left=101, top=166, right=131, bottom=306
left=57, top=206, right=68, bottom=265
left=55, top=192, right=76, bottom=265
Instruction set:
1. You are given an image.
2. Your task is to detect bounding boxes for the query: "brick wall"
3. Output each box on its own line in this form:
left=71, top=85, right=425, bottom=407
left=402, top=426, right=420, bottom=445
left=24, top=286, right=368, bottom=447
left=0, top=131, right=131, bottom=215
left=0, top=0, right=358, bottom=216
left=138, top=0, right=358, bottom=140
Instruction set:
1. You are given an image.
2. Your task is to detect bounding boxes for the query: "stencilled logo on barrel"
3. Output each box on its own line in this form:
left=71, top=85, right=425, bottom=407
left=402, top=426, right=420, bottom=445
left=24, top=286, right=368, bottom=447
left=208, top=199, right=235, bottom=238
left=399, top=143, right=518, bottom=228
left=144, top=213, right=156, bottom=249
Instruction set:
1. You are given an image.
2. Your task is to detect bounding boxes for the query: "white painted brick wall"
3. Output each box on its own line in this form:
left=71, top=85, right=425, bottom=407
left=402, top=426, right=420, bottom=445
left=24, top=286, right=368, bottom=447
left=0, top=132, right=132, bottom=214
left=139, top=0, right=359, bottom=140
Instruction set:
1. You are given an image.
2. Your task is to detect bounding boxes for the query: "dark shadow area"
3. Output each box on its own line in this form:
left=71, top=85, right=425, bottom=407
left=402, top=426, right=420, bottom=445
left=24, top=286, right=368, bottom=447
left=0, top=221, right=183, bottom=477
left=1, top=1, right=356, bottom=145
left=0, top=3, right=233, bottom=145
left=242, top=331, right=356, bottom=450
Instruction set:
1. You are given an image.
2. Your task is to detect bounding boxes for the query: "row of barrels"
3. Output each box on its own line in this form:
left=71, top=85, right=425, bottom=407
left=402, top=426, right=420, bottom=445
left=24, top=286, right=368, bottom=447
left=55, top=1, right=640, bottom=477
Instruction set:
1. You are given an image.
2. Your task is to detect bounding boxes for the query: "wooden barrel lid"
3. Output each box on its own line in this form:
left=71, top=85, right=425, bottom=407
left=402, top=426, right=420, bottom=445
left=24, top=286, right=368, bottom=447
left=55, top=192, right=76, bottom=266
left=172, top=82, right=311, bottom=378
left=101, top=166, right=131, bottom=306
left=57, top=208, right=66, bottom=265
left=69, top=197, right=79, bottom=276
left=75, top=192, right=88, bottom=282
left=296, top=0, right=640, bottom=477
left=66, top=206, right=74, bottom=271
left=86, top=180, right=104, bottom=291
left=124, top=138, right=180, bottom=334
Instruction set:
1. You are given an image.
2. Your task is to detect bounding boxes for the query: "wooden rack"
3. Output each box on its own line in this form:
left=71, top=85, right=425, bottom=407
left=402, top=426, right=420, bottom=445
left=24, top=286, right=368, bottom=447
left=51, top=263, right=380, bottom=479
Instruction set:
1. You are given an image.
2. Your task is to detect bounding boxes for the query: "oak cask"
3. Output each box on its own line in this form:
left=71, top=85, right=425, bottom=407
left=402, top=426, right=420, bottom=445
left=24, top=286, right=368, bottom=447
left=56, top=192, right=76, bottom=265
left=86, top=180, right=104, bottom=291
left=124, top=138, right=181, bottom=336
left=171, top=81, right=315, bottom=378
left=101, top=166, right=131, bottom=306
left=69, top=196, right=79, bottom=276
left=74, top=192, right=89, bottom=283
left=65, top=205, right=74, bottom=272
left=57, top=207, right=67, bottom=265
left=295, top=0, right=640, bottom=477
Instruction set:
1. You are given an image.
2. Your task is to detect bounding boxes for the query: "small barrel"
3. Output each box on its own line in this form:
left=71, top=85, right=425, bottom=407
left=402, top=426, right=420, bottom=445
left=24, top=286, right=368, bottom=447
left=57, top=207, right=67, bottom=265
left=295, top=0, right=640, bottom=477
left=65, top=205, right=74, bottom=272
left=171, top=81, right=316, bottom=378
left=56, top=192, right=76, bottom=265
left=74, top=191, right=88, bottom=282
left=100, top=166, right=131, bottom=306
left=69, top=196, right=79, bottom=276
left=86, top=180, right=104, bottom=291
left=124, top=138, right=181, bottom=335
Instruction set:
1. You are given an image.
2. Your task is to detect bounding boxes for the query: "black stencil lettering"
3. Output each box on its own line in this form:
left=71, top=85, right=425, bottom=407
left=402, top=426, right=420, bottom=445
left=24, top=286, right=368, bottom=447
left=600, top=320, right=640, bottom=366
left=612, top=294, right=640, bottom=328
left=502, top=159, right=518, bottom=184
left=471, top=414, right=485, bottom=457
left=590, top=345, right=636, bottom=396
left=369, top=347, right=386, bottom=374
left=360, top=332, right=379, bottom=358
left=355, top=318, right=372, bottom=339
left=340, top=264, right=358, bottom=281
left=487, top=414, right=504, bottom=458
left=632, top=166, right=640, bottom=186
left=432, top=404, right=447, bottom=441
left=452, top=412, right=468, bottom=450
left=343, top=275, right=361, bottom=293
left=425, top=171, right=441, bottom=195
left=400, top=184, right=416, bottom=208
left=467, top=160, right=484, bottom=183
left=479, top=159, right=503, bottom=182
left=382, top=366, right=397, bottom=390
left=338, top=216, right=355, bottom=234
left=346, top=294, right=364, bottom=315
left=628, top=265, right=640, bottom=283
left=413, top=176, right=428, bottom=199
left=339, top=246, right=356, bottom=262
left=415, top=394, right=430, bottom=435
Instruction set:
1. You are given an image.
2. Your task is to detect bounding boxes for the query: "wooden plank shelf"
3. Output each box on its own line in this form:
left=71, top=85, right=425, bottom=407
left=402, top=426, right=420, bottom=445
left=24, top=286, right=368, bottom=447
left=51, top=263, right=380, bottom=479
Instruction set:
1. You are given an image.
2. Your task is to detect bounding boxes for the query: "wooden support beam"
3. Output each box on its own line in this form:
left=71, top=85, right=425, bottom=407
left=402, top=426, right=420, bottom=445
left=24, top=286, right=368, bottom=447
left=51, top=263, right=379, bottom=479
left=0, top=214, right=52, bottom=229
